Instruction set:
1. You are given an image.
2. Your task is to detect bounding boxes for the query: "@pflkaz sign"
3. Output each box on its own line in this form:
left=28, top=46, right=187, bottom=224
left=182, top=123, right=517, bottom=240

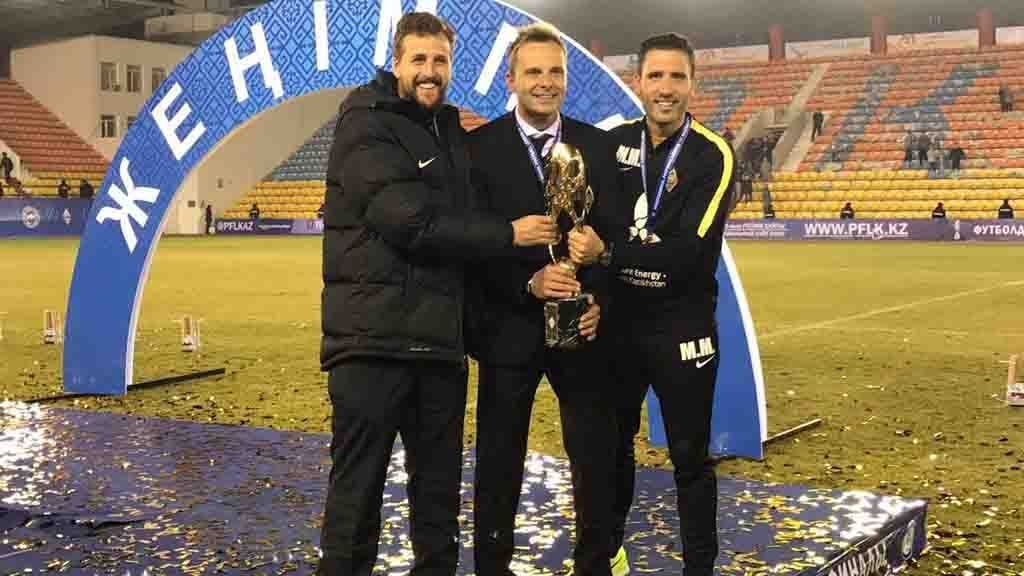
left=63, top=0, right=767, bottom=459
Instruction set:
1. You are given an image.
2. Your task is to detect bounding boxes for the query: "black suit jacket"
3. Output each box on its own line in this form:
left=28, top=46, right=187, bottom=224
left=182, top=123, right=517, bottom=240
left=467, top=113, right=620, bottom=367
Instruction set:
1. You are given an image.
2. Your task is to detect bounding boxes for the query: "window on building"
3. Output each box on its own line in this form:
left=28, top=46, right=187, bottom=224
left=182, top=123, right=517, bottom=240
left=125, top=116, right=137, bottom=131
left=126, top=65, right=142, bottom=93
left=101, top=115, right=117, bottom=138
left=152, top=67, right=166, bottom=93
left=100, top=62, right=118, bottom=92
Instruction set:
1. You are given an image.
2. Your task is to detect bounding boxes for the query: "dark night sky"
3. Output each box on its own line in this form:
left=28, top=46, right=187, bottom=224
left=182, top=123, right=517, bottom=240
left=503, top=0, right=1024, bottom=55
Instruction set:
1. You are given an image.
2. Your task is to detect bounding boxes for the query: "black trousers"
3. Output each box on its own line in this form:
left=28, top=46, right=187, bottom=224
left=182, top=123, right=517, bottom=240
left=474, top=346, right=616, bottom=576
left=609, top=329, right=719, bottom=576
left=318, top=359, right=468, bottom=576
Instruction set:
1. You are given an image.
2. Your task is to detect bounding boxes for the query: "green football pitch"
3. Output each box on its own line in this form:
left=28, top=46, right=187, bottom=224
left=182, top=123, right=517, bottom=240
left=1, top=237, right=1022, bottom=575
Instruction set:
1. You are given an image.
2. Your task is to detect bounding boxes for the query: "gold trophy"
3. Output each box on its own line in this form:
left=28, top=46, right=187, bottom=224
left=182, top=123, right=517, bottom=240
left=543, top=142, right=594, bottom=349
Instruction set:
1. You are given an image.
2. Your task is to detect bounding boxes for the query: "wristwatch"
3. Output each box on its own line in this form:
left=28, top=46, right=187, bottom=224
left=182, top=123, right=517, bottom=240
left=525, top=277, right=535, bottom=298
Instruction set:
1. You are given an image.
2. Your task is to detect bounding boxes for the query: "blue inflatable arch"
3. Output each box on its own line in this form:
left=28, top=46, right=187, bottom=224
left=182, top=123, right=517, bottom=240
left=64, top=0, right=767, bottom=458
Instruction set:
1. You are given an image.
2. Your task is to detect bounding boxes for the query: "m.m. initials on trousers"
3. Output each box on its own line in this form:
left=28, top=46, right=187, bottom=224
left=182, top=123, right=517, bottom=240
left=680, top=337, right=715, bottom=362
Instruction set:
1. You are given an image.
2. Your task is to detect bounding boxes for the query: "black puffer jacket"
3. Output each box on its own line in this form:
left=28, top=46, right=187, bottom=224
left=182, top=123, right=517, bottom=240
left=321, top=70, right=513, bottom=370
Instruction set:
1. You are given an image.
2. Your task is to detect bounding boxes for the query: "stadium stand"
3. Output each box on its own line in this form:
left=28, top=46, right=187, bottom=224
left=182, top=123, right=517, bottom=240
left=802, top=44, right=1024, bottom=172
left=224, top=110, right=489, bottom=219
left=0, top=78, right=107, bottom=194
left=731, top=168, right=1024, bottom=219
left=617, top=61, right=814, bottom=134
left=226, top=44, right=1024, bottom=221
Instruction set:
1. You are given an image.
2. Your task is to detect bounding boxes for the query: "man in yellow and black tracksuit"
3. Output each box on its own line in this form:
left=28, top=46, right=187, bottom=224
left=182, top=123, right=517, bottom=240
left=570, top=33, right=733, bottom=576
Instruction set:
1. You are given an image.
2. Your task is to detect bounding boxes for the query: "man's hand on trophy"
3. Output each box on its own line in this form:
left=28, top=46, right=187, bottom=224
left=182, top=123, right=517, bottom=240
left=529, top=264, right=581, bottom=299
left=579, top=295, right=600, bottom=341
left=512, top=215, right=558, bottom=247
left=568, top=225, right=606, bottom=266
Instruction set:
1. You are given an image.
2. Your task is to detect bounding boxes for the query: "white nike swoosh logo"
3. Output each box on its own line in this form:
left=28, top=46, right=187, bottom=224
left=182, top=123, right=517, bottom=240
left=418, top=157, right=437, bottom=169
left=619, top=165, right=637, bottom=171
left=695, top=354, right=715, bottom=368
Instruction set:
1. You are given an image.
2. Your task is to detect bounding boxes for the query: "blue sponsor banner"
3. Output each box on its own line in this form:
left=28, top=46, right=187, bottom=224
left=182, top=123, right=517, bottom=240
left=0, top=198, right=91, bottom=237
left=291, top=218, right=324, bottom=235
left=214, top=218, right=323, bottom=235
left=961, top=219, right=1024, bottom=241
left=214, top=218, right=295, bottom=235
left=726, top=218, right=1024, bottom=242
left=725, top=219, right=951, bottom=241
left=64, top=0, right=766, bottom=459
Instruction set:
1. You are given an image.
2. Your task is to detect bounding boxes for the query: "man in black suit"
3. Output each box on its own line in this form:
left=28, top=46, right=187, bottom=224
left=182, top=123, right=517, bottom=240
left=467, top=22, right=619, bottom=576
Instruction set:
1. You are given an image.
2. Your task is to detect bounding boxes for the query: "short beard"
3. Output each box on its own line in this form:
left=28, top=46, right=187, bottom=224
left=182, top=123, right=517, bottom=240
left=399, top=77, right=446, bottom=113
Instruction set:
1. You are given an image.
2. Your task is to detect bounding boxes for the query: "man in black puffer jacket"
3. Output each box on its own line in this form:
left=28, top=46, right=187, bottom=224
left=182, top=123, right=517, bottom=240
left=318, top=12, right=557, bottom=576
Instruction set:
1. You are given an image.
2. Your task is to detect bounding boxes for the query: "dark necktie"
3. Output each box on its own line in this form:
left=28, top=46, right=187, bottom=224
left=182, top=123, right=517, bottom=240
left=531, top=134, right=552, bottom=160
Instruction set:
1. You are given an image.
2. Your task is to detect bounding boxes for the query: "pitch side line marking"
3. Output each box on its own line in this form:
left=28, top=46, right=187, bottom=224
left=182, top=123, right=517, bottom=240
left=761, top=280, right=1024, bottom=339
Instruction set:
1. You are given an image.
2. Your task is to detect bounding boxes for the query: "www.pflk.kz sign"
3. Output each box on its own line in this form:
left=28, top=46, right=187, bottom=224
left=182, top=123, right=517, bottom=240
left=64, top=0, right=767, bottom=459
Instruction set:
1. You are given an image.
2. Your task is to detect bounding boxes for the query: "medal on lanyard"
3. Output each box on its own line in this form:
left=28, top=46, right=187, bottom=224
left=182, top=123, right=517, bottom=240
left=517, top=119, right=562, bottom=185
left=640, top=115, right=691, bottom=228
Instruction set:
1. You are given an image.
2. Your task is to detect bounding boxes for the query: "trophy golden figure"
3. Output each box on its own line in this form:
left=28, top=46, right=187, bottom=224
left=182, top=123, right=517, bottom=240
left=543, top=142, right=594, bottom=349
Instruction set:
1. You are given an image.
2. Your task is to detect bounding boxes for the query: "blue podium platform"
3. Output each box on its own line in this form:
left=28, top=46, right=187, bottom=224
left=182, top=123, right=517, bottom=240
left=0, top=402, right=926, bottom=574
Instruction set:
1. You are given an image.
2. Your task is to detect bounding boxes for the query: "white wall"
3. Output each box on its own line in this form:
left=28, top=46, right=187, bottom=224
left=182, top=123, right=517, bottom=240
left=11, top=36, right=193, bottom=161
left=997, top=26, right=1024, bottom=46
left=163, top=88, right=348, bottom=235
left=10, top=36, right=96, bottom=154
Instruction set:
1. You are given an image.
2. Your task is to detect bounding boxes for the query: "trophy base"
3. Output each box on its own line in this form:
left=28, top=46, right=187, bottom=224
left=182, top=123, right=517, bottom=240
left=544, top=294, right=590, bottom=349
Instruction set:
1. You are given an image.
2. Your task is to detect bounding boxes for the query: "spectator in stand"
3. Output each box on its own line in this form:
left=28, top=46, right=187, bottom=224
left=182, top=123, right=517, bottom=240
left=763, top=202, right=776, bottom=219
left=811, top=110, right=824, bottom=141
left=999, top=199, right=1015, bottom=219
left=739, top=167, right=753, bottom=202
left=1, top=152, right=13, bottom=181
left=744, top=138, right=759, bottom=177
left=839, top=202, right=855, bottom=219
left=948, top=144, right=965, bottom=173
left=917, top=132, right=931, bottom=168
left=723, top=127, right=735, bottom=145
left=746, top=138, right=761, bottom=178
left=12, top=178, right=29, bottom=197
left=927, top=146, right=940, bottom=176
left=57, top=179, right=71, bottom=198
left=831, top=142, right=843, bottom=163
left=931, top=202, right=946, bottom=219
left=903, top=130, right=915, bottom=167
left=765, top=136, right=777, bottom=172
left=79, top=179, right=94, bottom=199
left=1000, top=83, right=1013, bottom=112
left=205, top=204, right=214, bottom=234
left=249, top=203, right=260, bottom=220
